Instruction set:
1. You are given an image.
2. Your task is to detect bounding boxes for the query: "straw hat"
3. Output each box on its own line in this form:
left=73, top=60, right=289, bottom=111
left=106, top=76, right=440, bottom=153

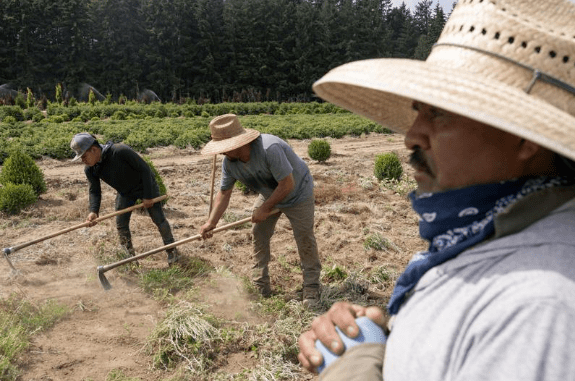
left=201, top=114, right=260, bottom=155
left=313, top=0, right=575, bottom=161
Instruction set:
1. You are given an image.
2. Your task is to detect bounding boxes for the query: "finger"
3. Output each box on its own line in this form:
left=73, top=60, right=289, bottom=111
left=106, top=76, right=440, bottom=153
left=311, top=314, right=346, bottom=355
left=365, top=306, right=387, bottom=327
left=328, top=302, right=366, bottom=339
left=298, top=330, right=322, bottom=372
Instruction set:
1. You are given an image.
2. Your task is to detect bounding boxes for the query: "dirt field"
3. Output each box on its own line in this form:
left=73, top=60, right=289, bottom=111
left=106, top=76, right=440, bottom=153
left=1, top=133, right=426, bottom=380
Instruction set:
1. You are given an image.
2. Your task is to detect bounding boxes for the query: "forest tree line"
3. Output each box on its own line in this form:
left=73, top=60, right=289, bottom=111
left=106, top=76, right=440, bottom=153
left=0, top=0, right=450, bottom=103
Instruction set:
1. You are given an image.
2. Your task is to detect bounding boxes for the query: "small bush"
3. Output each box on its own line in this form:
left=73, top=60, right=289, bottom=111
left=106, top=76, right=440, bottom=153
left=323, top=264, right=348, bottom=282
left=111, top=110, right=127, bottom=120
left=26, top=87, right=35, bottom=108
left=0, top=182, right=37, bottom=214
left=363, top=232, right=398, bottom=252
left=32, top=113, right=45, bottom=123
left=14, top=93, right=26, bottom=109
left=48, top=115, right=64, bottom=123
left=374, top=152, right=402, bottom=181
left=307, top=139, right=331, bottom=162
left=143, top=156, right=167, bottom=204
left=234, top=181, right=253, bottom=195
left=3, top=116, right=17, bottom=124
left=23, top=107, right=42, bottom=121
left=0, top=148, right=47, bottom=196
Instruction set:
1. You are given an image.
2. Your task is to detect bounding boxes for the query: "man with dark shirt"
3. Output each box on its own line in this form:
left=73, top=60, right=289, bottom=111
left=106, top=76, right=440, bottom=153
left=70, top=132, right=179, bottom=265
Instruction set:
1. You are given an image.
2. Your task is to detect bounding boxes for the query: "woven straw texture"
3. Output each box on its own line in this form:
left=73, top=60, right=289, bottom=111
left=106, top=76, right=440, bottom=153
left=201, top=114, right=260, bottom=155
left=313, top=0, right=575, bottom=161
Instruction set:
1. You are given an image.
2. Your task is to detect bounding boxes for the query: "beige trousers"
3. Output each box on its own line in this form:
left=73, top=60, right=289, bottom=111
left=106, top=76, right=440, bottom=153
left=252, top=194, right=321, bottom=290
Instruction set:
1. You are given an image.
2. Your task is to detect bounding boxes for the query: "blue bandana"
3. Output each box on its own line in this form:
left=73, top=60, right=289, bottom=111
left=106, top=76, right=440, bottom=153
left=387, top=176, right=572, bottom=315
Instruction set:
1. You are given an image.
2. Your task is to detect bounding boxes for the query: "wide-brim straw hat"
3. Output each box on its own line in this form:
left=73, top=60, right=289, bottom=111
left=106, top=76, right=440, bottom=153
left=313, top=0, right=575, bottom=162
left=201, top=114, right=260, bottom=155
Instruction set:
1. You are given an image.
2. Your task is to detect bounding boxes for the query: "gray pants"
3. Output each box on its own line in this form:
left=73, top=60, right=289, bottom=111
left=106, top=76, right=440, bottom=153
left=252, top=194, right=321, bottom=290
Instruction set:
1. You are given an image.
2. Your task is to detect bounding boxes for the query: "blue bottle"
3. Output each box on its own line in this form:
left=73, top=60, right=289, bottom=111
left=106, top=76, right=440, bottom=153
left=315, top=316, right=387, bottom=373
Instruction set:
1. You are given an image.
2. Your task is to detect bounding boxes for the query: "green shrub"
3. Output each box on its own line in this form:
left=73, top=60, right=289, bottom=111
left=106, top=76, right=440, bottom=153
left=307, top=139, right=331, bottom=162
left=143, top=156, right=167, bottom=204
left=55, top=83, right=63, bottom=104
left=363, top=232, right=399, bottom=252
left=111, top=110, right=127, bottom=120
left=374, top=152, right=403, bottom=181
left=323, top=264, right=348, bottom=282
left=3, top=116, right=17, bottom=124
left=0, top=106, right=24, bottom=121
left=234, top=181, right=254, bottom=195
left=26, top=87, right=35, bottom=108
left=48, top=115, right=64, bottom=123
left=23, top=107, right=42, bottom=121
left=32, top=113, right=45, bottom=123
left=0, top=148, right=47, bottom=196
left=88, top=88, right=96, bottom=105
left=14, top=92, right=26, bottom=109
left=0, top=182, right=37, bottom=214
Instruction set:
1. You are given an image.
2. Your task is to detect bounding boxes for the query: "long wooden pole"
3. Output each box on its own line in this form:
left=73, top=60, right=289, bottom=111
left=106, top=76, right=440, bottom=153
left=208, top=155, right=217, bottom=216
left=3, top=194, right=168, bottom=255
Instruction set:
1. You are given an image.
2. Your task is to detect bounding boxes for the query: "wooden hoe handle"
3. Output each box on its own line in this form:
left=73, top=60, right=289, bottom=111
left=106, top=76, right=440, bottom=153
left=4, top=194, right=168, bottom=254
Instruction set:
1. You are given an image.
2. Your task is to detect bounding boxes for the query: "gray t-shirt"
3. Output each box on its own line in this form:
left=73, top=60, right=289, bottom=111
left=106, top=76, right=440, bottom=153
left=221, top=134, right=313, bottom=208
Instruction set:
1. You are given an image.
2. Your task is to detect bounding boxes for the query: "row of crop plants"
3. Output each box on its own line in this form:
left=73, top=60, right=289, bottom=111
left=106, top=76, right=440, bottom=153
left=0, top=113, right=391, bottom=164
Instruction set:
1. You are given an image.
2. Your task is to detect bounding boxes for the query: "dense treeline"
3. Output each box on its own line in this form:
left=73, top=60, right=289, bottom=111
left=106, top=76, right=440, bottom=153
left=0, top=0, right=449, bottom=103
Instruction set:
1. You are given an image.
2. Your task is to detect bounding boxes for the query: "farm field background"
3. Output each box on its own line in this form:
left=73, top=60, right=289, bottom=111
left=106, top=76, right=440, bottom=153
left=0, top=111, right=426, bottom=380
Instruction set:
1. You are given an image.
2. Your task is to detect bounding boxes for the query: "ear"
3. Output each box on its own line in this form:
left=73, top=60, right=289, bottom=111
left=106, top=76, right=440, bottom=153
left=517, top=139, right=542, bottom=161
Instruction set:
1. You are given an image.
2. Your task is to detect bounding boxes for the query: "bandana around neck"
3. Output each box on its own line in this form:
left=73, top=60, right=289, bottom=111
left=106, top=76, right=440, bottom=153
left=387, top=176, right=572, bottom=315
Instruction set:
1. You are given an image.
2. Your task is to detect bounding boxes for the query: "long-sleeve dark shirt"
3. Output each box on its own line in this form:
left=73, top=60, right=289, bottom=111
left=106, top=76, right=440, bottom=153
left=84, top=143, right=158, bottom=213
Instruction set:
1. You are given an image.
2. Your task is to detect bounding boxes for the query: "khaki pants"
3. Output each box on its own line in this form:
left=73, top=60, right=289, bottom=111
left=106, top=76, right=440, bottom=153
left=252, top=194, right=321, bottom=290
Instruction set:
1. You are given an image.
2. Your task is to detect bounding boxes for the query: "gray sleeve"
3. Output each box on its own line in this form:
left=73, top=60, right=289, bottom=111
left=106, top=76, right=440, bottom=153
left=319, top=343, right=385, bottom=381
left=220, top=158, right=236, bottom=191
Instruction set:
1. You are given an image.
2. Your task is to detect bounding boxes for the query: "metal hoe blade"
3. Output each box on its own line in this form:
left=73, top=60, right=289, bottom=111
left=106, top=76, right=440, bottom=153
left=3, top=247, right=17, bottom=272
left=97, top=266, right=112, bottom=290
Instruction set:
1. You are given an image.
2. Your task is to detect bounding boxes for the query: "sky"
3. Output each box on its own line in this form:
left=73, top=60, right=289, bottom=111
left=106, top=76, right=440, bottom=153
left=391, top=0, right=455, bottom=13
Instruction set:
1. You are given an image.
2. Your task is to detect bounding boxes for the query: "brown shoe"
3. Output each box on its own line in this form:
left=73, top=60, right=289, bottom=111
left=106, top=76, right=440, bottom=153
left=256, top=283, right=272, bottom=298
left=302, top=286, right=320, bottom=308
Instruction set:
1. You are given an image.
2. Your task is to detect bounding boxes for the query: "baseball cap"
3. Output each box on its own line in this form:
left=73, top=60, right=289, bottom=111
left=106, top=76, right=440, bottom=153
left=70, top=132, right=96, bottom=161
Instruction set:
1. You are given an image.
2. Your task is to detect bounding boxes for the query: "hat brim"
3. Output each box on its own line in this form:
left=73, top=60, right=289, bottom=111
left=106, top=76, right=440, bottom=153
left=201, top=129, right=260, bottom=155
left=313, top=58, right=575, bottom=162
left=71, top=149, right=88, bottom=162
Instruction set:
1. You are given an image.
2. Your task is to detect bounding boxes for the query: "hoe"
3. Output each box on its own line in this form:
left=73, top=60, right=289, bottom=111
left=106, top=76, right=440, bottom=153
left=2, top=194, right=168, bottom=272
left=97, top=209, right=279, bottom=290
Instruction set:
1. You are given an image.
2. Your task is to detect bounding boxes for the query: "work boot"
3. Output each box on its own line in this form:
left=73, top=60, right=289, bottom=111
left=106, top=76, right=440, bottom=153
left=167, top=248, right=180, bottom=266
left=255, top=282, right=272, bottom=298
left=119, top=236, right=136, bottom=258
left=302, top=286, right=321, bottom=308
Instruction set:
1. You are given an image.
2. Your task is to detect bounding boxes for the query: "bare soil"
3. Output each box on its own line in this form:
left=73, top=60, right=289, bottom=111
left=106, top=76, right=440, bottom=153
left=0, top=133, right=426, bottom=380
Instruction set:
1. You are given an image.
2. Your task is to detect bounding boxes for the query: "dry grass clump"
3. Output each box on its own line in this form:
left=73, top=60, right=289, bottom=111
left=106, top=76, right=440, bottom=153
left=147, top=301, right=221, bottom=372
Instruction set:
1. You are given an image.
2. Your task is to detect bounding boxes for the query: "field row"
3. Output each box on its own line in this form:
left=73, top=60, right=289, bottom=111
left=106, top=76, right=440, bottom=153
left=0, top=114, right=391, bottom=163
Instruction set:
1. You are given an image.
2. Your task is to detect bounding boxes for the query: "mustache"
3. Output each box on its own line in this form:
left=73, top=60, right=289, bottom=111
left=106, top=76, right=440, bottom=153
left=409, top=147, right=432, bottom=175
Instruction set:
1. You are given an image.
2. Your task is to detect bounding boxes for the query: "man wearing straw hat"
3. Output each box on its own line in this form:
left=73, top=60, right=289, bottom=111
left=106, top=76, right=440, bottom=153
left=199, top=114, right=322, bottom=305
left=70, top=132, right=180, bottom=266
left=298, top=0, right=575, bottom=379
